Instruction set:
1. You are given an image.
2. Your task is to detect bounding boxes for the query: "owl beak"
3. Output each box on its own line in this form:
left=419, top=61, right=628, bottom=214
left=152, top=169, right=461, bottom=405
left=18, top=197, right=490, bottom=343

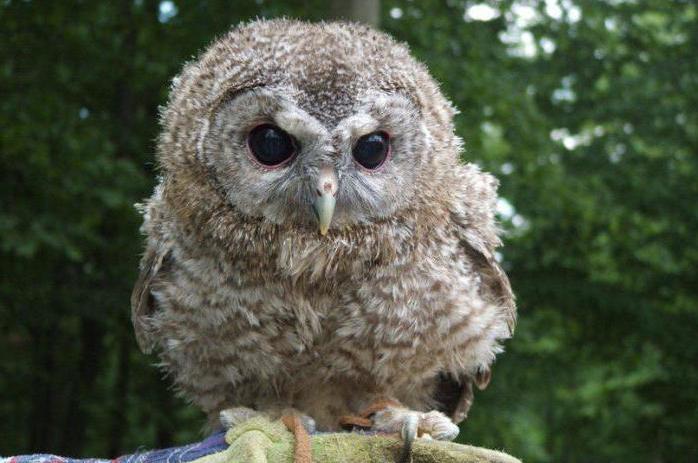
left=312, top=166, right=337, bottom=235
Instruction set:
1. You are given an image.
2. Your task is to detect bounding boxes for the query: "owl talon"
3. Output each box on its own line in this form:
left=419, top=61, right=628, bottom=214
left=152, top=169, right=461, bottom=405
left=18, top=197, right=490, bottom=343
left=398, top=413, right=418, bottom=463
left=373, top=406, right=459, bottom=442
left=366, top=403, right=459, bottom=463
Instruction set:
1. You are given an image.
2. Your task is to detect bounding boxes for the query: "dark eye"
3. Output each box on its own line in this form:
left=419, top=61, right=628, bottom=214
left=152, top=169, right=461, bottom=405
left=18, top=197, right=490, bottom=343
left=247, top=124, right=297, bottom=167
left=353, top=131, right=390, bottom=170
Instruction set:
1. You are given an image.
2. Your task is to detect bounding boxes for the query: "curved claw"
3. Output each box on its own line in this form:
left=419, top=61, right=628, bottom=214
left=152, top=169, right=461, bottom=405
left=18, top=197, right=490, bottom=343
left=398, top=413, right=418, bottom=463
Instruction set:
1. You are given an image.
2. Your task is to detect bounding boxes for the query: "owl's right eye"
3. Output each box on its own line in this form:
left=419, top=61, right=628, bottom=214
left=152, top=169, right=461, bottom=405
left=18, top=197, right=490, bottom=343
left=247, top=124, right=297, bottom=167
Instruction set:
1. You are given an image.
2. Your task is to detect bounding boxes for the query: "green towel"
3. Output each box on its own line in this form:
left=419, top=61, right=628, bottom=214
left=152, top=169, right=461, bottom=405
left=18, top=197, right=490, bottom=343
left=200, top=416, right=520, bottom=463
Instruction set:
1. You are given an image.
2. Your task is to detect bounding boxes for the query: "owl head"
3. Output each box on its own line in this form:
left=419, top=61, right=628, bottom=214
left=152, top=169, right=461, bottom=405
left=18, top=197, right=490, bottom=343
left=158, top=19, right=463, bottom=236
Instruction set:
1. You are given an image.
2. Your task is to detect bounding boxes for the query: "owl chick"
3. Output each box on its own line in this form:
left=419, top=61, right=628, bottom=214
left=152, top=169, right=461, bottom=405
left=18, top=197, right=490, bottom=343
left=132, top=19, right=515, bottom=443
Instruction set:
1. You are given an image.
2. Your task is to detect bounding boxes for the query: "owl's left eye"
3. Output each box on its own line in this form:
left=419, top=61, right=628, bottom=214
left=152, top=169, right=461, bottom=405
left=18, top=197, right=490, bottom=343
left=247, top=124, right=298, bottom=167
left=353, top=131, right=390, bottom=170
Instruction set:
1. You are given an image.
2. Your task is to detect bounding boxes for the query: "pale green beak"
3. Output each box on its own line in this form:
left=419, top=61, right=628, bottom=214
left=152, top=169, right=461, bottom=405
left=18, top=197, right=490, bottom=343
left=312, top=166, right=338, bottom=235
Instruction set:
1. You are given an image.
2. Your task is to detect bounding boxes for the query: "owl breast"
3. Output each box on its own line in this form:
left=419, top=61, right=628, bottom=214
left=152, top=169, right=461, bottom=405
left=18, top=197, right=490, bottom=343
left=149, top=217, right=507, bottom=426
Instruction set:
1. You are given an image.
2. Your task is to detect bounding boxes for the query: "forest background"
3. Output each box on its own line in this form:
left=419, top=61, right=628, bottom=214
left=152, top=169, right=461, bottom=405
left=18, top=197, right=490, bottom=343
left=2, top=1, right=697, bottom=462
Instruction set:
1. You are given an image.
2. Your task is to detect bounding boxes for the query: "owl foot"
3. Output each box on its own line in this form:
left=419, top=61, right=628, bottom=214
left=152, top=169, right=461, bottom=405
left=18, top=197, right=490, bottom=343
left=371, top=406, right=460, bottom=440
left=219, top=406, right=316, bottom=434
left=375, top=407, right=459, bottom=463
left=339, top=400, right=459, bottom=463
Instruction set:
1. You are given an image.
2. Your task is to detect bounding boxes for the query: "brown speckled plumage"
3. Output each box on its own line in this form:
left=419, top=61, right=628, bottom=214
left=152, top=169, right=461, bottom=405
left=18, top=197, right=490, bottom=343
left=132, top=19, right=515, bottom=434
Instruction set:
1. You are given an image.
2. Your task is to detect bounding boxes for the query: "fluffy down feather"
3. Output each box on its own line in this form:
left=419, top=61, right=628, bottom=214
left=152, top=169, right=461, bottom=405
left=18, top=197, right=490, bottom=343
left=132, top=19, right=515, bottom=431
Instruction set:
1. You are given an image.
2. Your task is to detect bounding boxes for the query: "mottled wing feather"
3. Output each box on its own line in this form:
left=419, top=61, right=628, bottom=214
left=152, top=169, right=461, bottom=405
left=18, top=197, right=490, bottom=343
left=435, top=367, right=493, bottom=424
left=131, top=241, right=171, bottom=353
left=435, top=209, right=516, bottom=423
left=434, top=373, right=473, bottom=424
left=460, top=227, right=516, bottom=335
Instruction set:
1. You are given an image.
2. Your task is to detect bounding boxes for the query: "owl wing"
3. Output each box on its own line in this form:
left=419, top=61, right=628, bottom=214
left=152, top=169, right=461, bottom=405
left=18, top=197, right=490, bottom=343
left=435, top=369, right=491, bottom=424
left=457, top=224, right=516, bottom=335
left=131, top=239, right=172, bottom=354
left=434, top=197, right=516, bottom=424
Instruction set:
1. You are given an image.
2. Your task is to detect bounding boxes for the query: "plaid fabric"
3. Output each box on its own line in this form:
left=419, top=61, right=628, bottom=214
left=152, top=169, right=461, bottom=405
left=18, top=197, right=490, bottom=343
left=1, top=431, right=228, bottom=463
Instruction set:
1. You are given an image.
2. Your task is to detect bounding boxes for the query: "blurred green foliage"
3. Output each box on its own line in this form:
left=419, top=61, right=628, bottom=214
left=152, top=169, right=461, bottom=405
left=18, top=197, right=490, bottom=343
left=1, top=1, right=696, bottom=461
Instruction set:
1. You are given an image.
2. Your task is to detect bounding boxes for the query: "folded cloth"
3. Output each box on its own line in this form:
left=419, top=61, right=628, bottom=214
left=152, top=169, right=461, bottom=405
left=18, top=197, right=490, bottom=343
left=2, top=416, right=519, bottom=463
left=1, top=431, right=229, bottom=463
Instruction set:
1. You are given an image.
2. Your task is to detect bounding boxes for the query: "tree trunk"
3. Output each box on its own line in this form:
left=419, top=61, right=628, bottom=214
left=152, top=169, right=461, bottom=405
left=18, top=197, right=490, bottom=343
left=328, top=0, right=380, bottom=28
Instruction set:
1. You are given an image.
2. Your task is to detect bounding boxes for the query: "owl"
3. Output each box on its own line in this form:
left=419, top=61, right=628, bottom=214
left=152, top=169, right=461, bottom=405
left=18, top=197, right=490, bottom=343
left=132, top=19, right=515, bottom=447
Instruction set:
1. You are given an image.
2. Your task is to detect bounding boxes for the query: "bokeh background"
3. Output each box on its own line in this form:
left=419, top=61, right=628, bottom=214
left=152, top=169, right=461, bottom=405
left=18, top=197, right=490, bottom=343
left=2, top=1, right=697, bottom=461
